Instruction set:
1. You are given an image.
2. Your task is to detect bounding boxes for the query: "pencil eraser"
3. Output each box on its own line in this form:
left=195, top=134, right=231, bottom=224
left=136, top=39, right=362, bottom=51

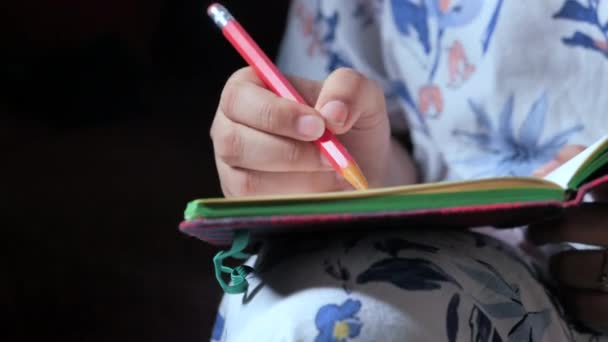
left=207, top=3, right=220, bottom=16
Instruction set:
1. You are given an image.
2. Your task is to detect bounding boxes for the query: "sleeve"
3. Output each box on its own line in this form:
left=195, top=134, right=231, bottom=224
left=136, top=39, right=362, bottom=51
left=275, top=0, right=410, bottom=135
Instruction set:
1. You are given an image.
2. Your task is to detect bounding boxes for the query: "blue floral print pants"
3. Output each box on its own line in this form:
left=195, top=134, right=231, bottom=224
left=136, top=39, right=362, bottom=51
left=212, top=230, right=606, bottom=341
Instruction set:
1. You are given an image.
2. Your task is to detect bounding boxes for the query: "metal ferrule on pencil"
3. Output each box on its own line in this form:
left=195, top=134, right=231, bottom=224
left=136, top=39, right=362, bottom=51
left=208, top=3, right=233, bottom=28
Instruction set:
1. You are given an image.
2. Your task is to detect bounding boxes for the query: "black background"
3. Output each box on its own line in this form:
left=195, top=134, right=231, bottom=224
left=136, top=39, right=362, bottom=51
left=2, top=1, right=289, bottom=340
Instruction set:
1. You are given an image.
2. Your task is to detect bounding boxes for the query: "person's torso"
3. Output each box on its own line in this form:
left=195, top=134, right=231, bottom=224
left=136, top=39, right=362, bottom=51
left=279, top=0, right=608, bottom=181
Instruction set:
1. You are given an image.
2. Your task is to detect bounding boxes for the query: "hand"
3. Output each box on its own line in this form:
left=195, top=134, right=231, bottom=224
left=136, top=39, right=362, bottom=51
left=528, top=144, right=608, bottom=333
left=210, top=67, right=417, bottom=197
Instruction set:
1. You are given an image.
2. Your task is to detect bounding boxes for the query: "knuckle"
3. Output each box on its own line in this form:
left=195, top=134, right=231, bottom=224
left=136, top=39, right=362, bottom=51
left=209, top=118, right=218, bottom=141
left=219, top=81, right=240, bottom=119
left=258, top=100, right=277, bottom=132
left=333, top=67, right=365, bottom=89
left=228, top=66, right=254, bottom=83
left=221, top=67, right=255, bottom=118
left=331, top=67, right=384, bottom=99
left=209, top=115, right=222, bottom=141
left=284, top=140, right=301, bottom=164
left=213, top=127, right=243, bottom=165
left=333, top=67, right=360, bottom=78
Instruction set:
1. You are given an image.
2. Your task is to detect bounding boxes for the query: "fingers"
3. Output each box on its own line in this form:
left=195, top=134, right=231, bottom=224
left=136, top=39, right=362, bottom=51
left=313, top=68, right=391, bottom=186
left=212, top=66, right=392, bottom=195
left=532, top=160, right=561, bottom=177
left=527, top=204, right=608, bottom=246
left=216, top=160, right=348, bottom=197
left=221, top=67, right=389, bottom=140
left=533, top=144, right=587, bottom=177
left=220, top=67, right=325, bottom=141
left=211, top=114, right=331, bottom=172
left=315, top=67, right=388, bottom=135
left=288, top=74, right=324, bottom=106
left=225, top=67, right=324, bottom=105
left=556, top=144, right=587, bottom=164
left=212, top=67, right=358, bottom=197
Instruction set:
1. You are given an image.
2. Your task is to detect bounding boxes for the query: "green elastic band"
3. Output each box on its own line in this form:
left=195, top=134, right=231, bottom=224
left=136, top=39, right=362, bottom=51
left=213, top=231, right=252, bottom=294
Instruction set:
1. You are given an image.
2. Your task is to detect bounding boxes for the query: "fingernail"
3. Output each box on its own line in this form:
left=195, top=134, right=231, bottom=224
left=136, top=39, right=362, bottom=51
left=297, top=115, right=324, bottom=139
left=319, top=100, right=348, bottom=128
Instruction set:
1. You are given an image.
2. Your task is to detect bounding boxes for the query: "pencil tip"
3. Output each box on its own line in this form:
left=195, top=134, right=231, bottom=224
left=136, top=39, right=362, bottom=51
left=341, top=163, right=369, bottom=191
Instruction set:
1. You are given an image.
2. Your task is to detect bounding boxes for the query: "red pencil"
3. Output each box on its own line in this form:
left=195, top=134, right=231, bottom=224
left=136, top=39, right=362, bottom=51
left=207, top=3, right=368, bottom=191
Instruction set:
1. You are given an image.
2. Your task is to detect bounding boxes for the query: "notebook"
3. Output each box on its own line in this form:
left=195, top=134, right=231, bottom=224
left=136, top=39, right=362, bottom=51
left=180, top=135, right=608, bottom=248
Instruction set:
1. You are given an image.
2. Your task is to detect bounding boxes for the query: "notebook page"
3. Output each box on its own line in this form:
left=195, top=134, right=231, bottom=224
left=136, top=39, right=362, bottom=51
left=544, top=135, right=608, bottom=188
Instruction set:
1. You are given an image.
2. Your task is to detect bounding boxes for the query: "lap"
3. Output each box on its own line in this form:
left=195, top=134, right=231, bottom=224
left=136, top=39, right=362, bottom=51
left=212, top=230, right=606, bottom=342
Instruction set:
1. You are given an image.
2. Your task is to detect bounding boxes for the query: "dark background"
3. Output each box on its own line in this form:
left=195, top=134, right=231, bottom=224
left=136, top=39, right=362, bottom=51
left=2, top=1, right=289, bottom=340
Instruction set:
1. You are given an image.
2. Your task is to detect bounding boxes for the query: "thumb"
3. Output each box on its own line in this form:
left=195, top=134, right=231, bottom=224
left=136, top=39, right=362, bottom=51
left=314, top=68, right=391, bottom=186
left=314, top=68, right=389, bottom=136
